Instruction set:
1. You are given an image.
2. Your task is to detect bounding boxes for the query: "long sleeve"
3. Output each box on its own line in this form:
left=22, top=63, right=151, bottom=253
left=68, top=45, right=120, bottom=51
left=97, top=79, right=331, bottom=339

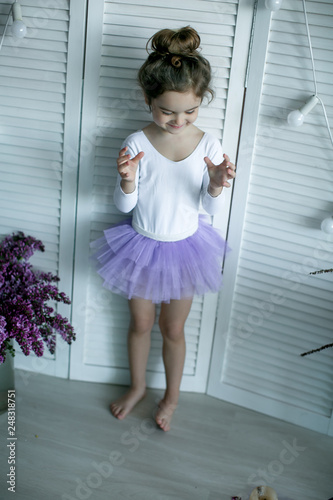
left=113, top=141, right=140, bottom=213
left=200, top=137, right=225, bottom=215
left=201, top=169, right=225, bottom=215
left=113, top=172, right=139, bottom=213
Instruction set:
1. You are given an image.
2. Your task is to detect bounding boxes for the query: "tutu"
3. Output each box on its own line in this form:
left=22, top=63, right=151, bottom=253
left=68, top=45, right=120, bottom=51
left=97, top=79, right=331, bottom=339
left=91, top=216, right=229, bottom=304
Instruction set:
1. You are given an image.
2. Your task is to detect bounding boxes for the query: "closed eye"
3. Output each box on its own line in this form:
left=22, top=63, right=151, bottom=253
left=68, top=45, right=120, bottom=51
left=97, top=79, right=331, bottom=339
left=160, top=107, right=198, bottom=115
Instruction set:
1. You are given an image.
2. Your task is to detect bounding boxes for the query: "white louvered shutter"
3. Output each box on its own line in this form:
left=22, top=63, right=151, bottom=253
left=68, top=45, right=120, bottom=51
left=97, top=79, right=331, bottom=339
left=0, top=0, right=85, bottom=376
left=70, top=0, right=251, bottom=389
left=209, top=0, right=333, bottom=435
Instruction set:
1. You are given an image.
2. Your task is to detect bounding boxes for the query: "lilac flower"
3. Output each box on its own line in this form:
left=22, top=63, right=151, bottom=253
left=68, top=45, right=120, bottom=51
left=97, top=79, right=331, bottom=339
left=0, top=315, right=7, bottom=343
left=0, top=231, right=76, bottom=363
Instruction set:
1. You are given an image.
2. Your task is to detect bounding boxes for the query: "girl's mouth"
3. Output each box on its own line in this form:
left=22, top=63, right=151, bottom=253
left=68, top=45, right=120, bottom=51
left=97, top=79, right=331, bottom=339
left=168, top=123, right=184, bottom=129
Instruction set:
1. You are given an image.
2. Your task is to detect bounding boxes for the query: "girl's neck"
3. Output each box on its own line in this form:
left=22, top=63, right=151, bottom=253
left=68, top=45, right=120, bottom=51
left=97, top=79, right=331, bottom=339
left=143, top=123, right=204, bottom=162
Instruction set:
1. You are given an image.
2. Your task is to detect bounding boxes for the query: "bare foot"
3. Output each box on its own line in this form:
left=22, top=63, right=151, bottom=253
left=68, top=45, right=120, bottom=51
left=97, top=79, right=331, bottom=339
left=110, top=387, right=146, bottom=420
left=154, top=399, right=177, bottom=432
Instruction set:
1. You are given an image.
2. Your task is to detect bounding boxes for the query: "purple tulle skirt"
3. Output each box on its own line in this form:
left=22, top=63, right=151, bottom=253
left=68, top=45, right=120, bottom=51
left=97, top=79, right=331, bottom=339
left=91, top=216, right=229, bottom=304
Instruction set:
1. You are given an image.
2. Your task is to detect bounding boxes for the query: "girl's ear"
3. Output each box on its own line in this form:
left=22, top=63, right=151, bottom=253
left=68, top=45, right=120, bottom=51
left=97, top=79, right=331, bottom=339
left=144, top=94, right=152, bottom=112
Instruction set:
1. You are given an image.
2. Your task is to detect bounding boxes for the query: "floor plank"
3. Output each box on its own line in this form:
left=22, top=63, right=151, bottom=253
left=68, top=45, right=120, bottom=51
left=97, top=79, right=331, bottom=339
left=0, top=369, right=332, bottom=500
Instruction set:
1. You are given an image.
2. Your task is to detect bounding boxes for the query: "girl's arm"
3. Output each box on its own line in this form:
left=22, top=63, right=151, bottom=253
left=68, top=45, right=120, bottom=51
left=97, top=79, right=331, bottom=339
left=113, top=147, right=144, bottom=213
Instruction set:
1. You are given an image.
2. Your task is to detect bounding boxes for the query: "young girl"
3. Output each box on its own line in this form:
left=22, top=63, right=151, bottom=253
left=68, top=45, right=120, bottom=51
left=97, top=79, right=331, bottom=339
left=93, top=26, right=236, bottom=431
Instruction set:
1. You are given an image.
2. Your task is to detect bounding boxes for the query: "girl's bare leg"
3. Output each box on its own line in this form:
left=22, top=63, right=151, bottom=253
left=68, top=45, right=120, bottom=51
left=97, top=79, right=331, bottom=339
left=110, top=298, right=155, bottom=420
left=155, top=298, right=193, bottom=431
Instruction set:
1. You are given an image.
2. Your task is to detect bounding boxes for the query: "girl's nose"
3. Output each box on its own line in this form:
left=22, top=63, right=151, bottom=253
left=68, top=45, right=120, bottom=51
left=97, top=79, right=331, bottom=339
left=174, top=114, right=183, bottom=125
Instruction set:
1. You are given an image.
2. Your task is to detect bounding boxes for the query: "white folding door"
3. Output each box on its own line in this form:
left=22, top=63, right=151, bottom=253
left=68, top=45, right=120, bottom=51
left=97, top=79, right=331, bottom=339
left=208, top=0, right=333, bottom=436
left=69, top=0, right=253, bottom=391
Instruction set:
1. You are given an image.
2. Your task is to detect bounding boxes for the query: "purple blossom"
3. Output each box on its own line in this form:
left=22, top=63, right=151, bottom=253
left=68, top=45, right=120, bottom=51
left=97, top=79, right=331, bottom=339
left=0, top=315, right=7, bottom=343
left=0, top=231, right=76, bottom=363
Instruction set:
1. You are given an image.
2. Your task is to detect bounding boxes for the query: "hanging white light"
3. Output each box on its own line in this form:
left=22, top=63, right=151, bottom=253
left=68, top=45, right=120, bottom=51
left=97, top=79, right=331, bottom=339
left=11, top=2, right=27, bottom=39
left=287, top=95, right=319, bottom=127
left=321, top=216, right=333, bottom=234
left=265, top=0, right=283, bottom=11
left=0, top=1, right=27, bottom=52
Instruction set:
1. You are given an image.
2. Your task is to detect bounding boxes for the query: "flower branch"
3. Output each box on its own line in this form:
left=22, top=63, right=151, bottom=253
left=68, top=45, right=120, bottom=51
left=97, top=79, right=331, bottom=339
left=0, top=231, right=76, bottom=364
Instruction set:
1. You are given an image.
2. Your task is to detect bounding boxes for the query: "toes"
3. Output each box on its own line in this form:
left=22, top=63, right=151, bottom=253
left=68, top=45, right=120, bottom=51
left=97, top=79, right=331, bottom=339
left=117, top=410, right=126, bottom=420
left=156, top=419, right=164, bottom=429
left=109, top=404, right=117, bottom=416
left=158, top=418, right=170, bottom=432
left=155, top=409, right=171, bottom=431
left=110, top=403, right=123, bottom=419
left=160, top=421, right=168, bottom=431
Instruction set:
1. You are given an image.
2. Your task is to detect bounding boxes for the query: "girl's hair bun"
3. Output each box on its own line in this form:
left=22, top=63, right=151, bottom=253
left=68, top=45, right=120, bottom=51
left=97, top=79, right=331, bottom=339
left=149, top=26, right=201, bottom=57
left=138, top=26, right=213, bottom=104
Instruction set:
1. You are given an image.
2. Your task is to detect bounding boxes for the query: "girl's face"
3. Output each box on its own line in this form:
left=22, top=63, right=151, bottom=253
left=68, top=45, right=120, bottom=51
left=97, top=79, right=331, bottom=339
left=148, top=90, right=201, bottom=135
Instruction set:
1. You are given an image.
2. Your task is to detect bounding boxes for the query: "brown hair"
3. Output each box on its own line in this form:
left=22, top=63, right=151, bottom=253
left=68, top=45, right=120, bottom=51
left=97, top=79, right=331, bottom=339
left=138, top=26, right=214, bottom=105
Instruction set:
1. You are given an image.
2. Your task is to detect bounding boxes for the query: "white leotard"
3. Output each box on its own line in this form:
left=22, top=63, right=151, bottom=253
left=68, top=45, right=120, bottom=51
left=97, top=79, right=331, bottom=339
left=113, top=130, right=225, bottom=242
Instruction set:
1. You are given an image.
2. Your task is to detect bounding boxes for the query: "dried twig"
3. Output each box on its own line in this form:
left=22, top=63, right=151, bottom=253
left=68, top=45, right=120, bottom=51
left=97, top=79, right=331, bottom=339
left=301, top=269, right=333, bottom=357
left=309, top=268, right=333, bottom=275
left=301, top=343, right=333, bottom=357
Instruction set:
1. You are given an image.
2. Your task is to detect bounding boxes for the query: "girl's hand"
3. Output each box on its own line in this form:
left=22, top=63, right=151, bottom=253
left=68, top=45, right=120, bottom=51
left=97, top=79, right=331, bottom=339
left=204, top=154, right=236, bottom=193
left=117, top=147, right=144, bottom=183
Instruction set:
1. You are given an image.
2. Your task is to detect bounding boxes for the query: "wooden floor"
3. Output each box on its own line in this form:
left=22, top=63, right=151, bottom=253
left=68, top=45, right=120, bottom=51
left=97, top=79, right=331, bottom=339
left=1, top=369, right=332, bottom=500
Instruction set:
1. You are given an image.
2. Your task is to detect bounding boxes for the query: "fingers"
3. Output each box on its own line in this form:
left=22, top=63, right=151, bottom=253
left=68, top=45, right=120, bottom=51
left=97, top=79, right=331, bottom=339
left=119, top=146, right=128, bottom=156
left=117, top=147, right=129, bottom=168
left=205, top=155, right=236, bottom=175
left=223, top=154, right=236, bottom=171
left=118, top=148, right=144, bottom=166
left=133, top=151, right=145, bottom=162
left=223, top=155, right=236, bottom=180
left=117, top=148, right=144, bottom=180
left=205, top=153, right=236, bottom=190
left=204, top=156, right=215, bottom=169
left=205, top=154, right=235, bottom=170
left=117, top=147, right=131, bottom=179
left=227, top=167, right=236, bottom=180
